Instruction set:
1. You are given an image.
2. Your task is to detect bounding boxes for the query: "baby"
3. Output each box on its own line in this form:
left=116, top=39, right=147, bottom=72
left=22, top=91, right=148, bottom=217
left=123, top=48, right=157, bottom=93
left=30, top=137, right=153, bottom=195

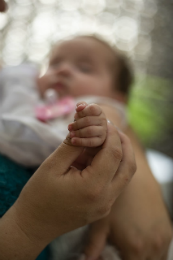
left=0, top=35, right=133, bottom=259
left=0, top=35, right=132, bottom=167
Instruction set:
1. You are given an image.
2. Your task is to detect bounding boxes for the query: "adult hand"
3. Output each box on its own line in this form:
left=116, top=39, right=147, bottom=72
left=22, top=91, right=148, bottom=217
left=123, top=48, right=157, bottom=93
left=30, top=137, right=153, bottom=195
left=83, top=126, right=173, bottom=260
left=84, top=186, right=172, bottom=260
left=109, top=186, right=172, bottom=260
left=0, top=124, right=136, bottom=260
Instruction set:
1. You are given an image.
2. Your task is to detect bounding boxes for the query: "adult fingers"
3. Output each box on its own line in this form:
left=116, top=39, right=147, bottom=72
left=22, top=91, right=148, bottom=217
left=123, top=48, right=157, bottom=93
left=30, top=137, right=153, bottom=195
left=112, top=131, right=136, bottom=197
left=41, top=137, right=83, bottom=176
left=84, top=220, right=109, bottom=260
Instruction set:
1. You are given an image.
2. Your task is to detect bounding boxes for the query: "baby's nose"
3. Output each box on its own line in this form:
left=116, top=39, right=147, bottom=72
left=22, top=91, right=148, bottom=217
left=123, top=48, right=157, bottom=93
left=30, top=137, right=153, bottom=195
left=56, top=62, right=72, bottom=77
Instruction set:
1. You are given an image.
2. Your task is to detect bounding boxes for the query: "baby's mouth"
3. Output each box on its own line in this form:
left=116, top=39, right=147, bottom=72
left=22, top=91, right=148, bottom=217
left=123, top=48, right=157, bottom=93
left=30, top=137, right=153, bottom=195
left=52, top=81, right=69, bottom=98
left=54, top=82, right=65, bottom=90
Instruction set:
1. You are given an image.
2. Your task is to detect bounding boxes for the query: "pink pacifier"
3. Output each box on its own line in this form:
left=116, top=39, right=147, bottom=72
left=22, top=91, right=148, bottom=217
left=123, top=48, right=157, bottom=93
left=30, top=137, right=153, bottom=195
left=35, top=89, right=75, bottom=122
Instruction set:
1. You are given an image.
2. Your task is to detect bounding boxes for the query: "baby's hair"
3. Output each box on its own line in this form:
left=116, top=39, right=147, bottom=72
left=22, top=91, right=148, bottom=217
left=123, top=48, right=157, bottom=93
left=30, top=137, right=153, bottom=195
left=75, top=35, right=134, bottom=96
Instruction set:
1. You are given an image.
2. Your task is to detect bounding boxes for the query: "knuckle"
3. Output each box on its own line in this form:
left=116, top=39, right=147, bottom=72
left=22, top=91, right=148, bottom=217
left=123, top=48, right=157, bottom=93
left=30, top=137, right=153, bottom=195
left=86, top=187, right=101, bottom=203
left=111, top=147, right=122, bottom=161
left=88, top=104, right=99, bottom=115
left=86, top=126, right=94, bottom=137
left=85, top=116, right=91, bottom=125
left=78, top=129, right=83, bottom=137
left=86, top=126, right=93, bottom=136
left=76, top=138, right=83, bottom=146
left=87, top=194, right=112, bottom=218
left=80, top=110, right=85, bottom=118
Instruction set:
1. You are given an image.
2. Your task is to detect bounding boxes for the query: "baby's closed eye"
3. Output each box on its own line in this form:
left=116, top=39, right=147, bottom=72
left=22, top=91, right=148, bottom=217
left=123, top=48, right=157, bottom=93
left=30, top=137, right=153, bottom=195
left=77, top=62, right=93, bottom=73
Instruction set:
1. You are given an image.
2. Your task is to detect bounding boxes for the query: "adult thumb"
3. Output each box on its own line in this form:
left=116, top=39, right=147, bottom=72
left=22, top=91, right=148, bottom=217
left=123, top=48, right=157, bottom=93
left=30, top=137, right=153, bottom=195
left=42, top=134, right=83, bottom=176
left=83, top=220, right=109, bottom=260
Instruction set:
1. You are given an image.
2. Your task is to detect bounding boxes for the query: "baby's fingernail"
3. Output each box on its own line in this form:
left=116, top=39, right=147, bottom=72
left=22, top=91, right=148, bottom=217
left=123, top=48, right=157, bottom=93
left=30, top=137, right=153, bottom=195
left=76, top=102, right=85, bottom=107
left=70, top=131, right=75, bottom=137
left=76, top=104, right=84, bottom=110
left=76, top=102, right=87, bottom=111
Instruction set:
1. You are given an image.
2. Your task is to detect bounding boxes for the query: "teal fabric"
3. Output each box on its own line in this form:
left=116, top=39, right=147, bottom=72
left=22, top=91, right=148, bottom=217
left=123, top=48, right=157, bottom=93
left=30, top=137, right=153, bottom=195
left=0, top=154, right=49, bottom=260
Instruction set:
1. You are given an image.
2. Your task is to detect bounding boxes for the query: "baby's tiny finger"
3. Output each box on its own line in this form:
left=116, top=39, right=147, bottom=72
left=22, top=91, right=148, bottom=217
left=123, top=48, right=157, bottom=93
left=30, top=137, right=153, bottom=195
left=69, top=126, right=106, bottom=139
left=76, top=101, right=88, bottom=112
left=74, top=112, right=80, bottom=121
left=71, top=137, right=105, bottom=147
left=68, top=117, right=106, bottom=131
left=77, top=103, right=102, bottom=118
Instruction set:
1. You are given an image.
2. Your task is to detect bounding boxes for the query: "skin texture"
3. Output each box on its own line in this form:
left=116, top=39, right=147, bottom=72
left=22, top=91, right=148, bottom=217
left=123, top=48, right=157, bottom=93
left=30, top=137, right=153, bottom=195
left=68, top=102, right=107, bottom=147
left=83, top=106, right=173, bottom=260
left=66, top=101, right=108, bottom=170
left=0, top=123, right=136, bottom=260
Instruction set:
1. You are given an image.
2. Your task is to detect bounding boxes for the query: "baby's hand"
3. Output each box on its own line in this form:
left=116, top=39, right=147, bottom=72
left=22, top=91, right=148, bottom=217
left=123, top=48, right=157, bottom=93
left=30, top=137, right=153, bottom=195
left=68, top=101, right=107, bottom=147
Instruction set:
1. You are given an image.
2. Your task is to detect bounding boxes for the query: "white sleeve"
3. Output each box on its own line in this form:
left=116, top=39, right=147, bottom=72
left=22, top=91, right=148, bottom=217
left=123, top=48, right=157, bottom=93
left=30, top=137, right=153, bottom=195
left=0, top=64, right=69, bottom=167
left=0, top=115, right=66, bottom=167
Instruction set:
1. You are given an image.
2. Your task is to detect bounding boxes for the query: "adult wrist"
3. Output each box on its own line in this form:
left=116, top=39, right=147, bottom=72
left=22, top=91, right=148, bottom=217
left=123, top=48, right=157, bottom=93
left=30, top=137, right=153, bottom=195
left=0, top=204, right=45, bottom=260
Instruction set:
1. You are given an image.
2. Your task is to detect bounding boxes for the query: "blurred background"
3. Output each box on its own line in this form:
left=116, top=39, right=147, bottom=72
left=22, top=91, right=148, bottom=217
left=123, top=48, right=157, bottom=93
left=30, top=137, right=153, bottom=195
left=0, top=1, right=173, bottom=209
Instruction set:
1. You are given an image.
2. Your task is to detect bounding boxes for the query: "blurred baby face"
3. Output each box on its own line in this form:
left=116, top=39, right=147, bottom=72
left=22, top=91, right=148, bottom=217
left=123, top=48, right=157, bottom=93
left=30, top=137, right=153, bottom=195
left=38, top=37, right=116, bottom=99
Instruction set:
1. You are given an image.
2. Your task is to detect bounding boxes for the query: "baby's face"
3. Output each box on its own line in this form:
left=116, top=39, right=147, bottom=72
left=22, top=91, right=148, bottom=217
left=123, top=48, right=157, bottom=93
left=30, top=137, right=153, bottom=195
left=38, top=37, right=117, bottom=99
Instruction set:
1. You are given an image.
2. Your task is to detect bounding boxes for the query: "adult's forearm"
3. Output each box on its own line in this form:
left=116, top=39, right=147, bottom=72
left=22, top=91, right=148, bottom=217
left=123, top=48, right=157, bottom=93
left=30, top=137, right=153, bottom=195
left=0, top=205, right=44, bottom=260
